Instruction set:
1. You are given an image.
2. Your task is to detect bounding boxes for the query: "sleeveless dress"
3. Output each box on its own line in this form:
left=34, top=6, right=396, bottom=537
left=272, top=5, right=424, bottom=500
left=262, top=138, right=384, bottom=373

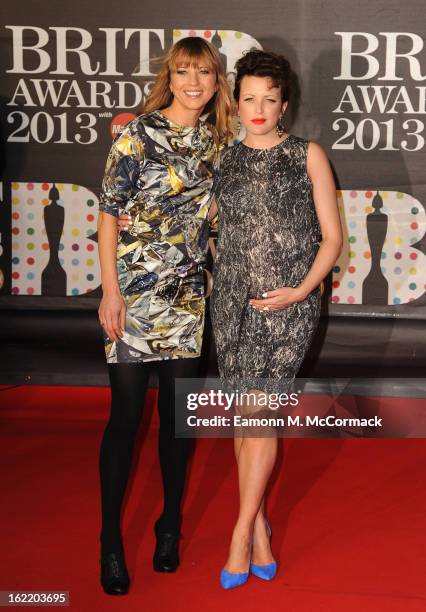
left=99, top=110, right=219, bottom=363
left=210, top=135, right=322, bottom=393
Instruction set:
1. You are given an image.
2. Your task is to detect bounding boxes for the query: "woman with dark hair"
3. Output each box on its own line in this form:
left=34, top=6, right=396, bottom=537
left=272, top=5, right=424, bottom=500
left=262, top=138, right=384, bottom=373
left=97, top=36, right=233, bottom=595
left=210, top=50, right=342, bottom=589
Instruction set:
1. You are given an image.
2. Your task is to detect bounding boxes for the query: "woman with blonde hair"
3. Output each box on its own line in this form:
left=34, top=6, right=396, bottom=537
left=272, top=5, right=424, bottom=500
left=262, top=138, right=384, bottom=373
left=97, top=36, right=233, bottom=595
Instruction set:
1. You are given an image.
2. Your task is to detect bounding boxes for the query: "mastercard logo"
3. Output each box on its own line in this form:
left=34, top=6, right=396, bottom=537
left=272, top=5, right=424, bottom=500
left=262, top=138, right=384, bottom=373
left=110, top=113, right=137, bottom=139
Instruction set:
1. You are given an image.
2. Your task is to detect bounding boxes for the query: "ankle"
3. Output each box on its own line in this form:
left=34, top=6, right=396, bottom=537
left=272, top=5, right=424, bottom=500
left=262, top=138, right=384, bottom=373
left=100, top=533, right=124, bottom=557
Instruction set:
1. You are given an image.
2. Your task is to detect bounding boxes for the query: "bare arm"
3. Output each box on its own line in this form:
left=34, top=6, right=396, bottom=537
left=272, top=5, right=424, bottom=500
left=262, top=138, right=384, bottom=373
left=250, top=141, right=342, bottom=310
left=97, top=127, right=141, bottom=339
left=97, top=211, right=126, bottom=341
left=296, top=141, right=343, bottom=298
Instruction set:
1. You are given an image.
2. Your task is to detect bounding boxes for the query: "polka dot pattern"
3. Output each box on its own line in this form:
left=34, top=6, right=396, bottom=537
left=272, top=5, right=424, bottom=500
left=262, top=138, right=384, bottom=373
left=172, top=29, right=262, bottom=78
left=331, top=190, right=425, bottom=305
left=11, top=183, right=100, bottom=295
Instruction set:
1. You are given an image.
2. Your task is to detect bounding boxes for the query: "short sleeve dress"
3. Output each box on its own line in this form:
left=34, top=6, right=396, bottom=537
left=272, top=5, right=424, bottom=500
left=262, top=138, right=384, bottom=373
left=210, top=135, right=322, bottom=393
left=99, top=109, right=219, bottom=363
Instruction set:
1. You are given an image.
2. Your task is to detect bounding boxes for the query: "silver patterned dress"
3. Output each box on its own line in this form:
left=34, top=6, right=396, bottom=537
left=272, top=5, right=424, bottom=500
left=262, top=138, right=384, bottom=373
left=99, top=110, right=219, bottom=363
left=210, top=135, right=322, bottom=393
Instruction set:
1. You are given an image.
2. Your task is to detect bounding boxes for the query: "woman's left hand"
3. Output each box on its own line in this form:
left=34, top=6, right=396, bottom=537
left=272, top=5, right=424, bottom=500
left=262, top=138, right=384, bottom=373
left=249, top=286, right=307, bottom=311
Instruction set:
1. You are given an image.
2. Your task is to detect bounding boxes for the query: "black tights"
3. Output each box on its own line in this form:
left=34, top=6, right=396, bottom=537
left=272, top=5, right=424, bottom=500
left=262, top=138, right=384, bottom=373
left=99, top=358, right=199, bottom=554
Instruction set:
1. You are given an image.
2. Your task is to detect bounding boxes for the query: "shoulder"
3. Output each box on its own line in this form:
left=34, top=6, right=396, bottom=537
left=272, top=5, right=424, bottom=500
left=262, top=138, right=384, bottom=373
left=305, top=140, right=330, bottom=169
left=219, top=142, right=241, bottom=163
left=110, top=115, right=150, bottom=157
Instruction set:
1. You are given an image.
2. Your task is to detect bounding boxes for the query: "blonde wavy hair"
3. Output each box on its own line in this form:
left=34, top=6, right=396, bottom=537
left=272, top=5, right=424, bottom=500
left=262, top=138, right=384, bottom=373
left=138, top=37, right=234, bottom=144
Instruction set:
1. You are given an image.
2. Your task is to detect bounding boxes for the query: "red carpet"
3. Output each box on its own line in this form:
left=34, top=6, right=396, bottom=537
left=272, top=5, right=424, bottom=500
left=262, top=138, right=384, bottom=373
left=0, top=385, right=425, bottom=611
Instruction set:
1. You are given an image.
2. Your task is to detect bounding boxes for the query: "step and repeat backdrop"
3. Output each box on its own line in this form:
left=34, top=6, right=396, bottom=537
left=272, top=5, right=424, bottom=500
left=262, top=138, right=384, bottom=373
left=0, top=0, right=425, bottom=324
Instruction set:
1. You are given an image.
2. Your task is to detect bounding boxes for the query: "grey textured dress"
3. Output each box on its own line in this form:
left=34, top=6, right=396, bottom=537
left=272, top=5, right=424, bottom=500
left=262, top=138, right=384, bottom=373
left=210, top=135, right=322, bottom=393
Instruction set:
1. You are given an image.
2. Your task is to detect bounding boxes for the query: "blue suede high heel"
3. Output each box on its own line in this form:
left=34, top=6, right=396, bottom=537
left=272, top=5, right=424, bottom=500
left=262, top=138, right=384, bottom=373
left=250, top=519, right=278, bottom=581
left=220, top=567, right=250, bottom=589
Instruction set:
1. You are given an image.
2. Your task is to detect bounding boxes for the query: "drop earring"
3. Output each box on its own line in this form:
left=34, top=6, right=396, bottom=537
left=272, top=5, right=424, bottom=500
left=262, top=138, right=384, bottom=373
left=276, top=114, right=286, bottom=138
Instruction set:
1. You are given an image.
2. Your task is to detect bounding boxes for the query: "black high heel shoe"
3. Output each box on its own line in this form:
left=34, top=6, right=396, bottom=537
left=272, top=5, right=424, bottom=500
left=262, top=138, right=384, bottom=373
left=153, top=520, right=180, bottom=572
left=100, top=551, right=130, bottom=595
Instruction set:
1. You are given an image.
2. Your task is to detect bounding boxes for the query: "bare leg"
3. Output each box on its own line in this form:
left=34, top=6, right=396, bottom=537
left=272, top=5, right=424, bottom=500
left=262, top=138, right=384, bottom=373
left=224, top=392, right=277, bottom=572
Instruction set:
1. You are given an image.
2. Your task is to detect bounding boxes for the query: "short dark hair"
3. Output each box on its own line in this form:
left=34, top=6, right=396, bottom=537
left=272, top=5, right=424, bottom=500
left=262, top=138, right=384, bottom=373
left=233, top=50, right=292, bottom=103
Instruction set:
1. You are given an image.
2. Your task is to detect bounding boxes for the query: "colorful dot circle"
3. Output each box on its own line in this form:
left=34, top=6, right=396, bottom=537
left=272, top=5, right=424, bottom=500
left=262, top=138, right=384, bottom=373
left=204, top=30, right=212, bottom=38
left=393, top=297, right=401, bottom=305
left=411, top=206, right=418, bottom=214
left=394, top=267, right=402, bottom=274
left=72, top=228, right=79, bottom=237
left=27, top=288, right=34, bottom=295
left=27, top=257, right=34, bottom=265
left=86, top=273, right=94, bottom=281
left=27, top=272, right=34, bottom=280
left=348, top=281, right=355, bottom=289
left=347, top=296, right=355, bottom=304
left=27, top=243, right=34, bottom=250
left=42, top=243, right=49, bottom=251
left=348, top=266, right=356, bottom=273
left=71, top=288, right=79, bottom=296
left=27, top=228, right=34, bottom=235
left=333, top=266, right=340, bottom=273
left=331, top=296, right=340, bottom=303
left=409, top=267, right=417, bottom=275
left=87, top=214, right=95, bottom=222
left=87, top=259, right=95, bottom=266
left=410, top=253, right=418, bottom=260
left=72, top=184, right=80, bottom=192
left=87, top=244, right=94, bottom=252
left=349, top=236, right=356, bottom=244
left=12, top=257, right=19, bottom=265
left=27, top=183, right=34, bottom=191
left=409, top=282, right=417, bottom=290
left=72, top=259, right=79, bottom=266
left=363, top=251, right=371, bottom=259
left=350, top=191, right=357, bottom=198
left=86, top=199, right=95, bottom=207
left=394, top=252, right=402, bottom=259
left=72, top=244, right=79, bottom=251
left=332, top=280, right=340, bottom=288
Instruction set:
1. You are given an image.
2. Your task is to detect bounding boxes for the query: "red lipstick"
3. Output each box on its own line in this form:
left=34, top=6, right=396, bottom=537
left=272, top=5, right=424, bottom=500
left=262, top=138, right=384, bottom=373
left=251, top=118, right=266, bottom=124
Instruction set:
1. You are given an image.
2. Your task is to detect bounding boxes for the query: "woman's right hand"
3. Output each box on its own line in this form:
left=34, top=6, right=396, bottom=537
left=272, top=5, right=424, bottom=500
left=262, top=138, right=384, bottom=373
left=98, top=290, right=126, bottom=342
left=117, top=213, right=132, bottom=232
